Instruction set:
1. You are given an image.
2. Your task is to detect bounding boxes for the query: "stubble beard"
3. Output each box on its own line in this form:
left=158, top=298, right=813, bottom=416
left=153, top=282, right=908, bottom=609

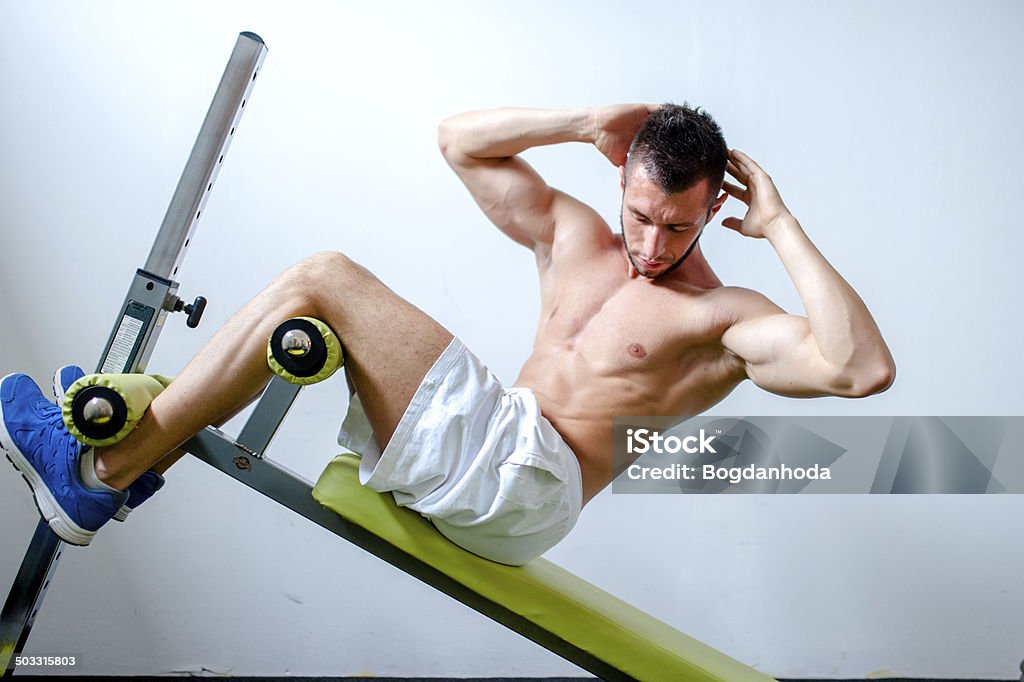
left=619, top=214, right=694, bottom=279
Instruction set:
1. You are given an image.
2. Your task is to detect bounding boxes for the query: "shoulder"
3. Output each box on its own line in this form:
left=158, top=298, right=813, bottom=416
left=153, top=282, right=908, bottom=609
left=702, top=285, right=785, bottom=326
left=543, top=199, right=617, bottom=264
left=697, top=286, right=788, bottom=368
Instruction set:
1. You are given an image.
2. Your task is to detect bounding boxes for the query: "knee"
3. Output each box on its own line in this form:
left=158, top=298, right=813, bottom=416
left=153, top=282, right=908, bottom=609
left=278, top=251, right=361, bottom=308
left=289, top=251, right=356, bottom=286
left=302, top=250, right=356, bottom=274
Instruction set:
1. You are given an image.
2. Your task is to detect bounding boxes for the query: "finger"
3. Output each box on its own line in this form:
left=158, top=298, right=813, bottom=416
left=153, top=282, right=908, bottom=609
left=726, top=160, right=748, bottom=182
left=728, top=150, right=753, bottom=176
left=722, top=180, right=747, bottom=199
left=721, top=217, right=743, bottom=232
left=730, top=149, right=763, bottom=176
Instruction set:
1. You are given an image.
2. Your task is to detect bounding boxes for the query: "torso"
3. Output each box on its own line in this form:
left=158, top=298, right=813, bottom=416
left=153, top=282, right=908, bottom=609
left=514, top=222, right=748, bottom=504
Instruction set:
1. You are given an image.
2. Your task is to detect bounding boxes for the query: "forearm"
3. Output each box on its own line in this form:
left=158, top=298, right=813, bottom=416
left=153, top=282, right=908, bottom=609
left=438, top=107, right=595, bottom=161
left=766, top=215, right=895, bottom=385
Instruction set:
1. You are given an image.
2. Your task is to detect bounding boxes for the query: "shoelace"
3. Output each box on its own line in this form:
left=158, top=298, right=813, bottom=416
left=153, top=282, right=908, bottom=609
left=41, top=399, right=80, bottom=467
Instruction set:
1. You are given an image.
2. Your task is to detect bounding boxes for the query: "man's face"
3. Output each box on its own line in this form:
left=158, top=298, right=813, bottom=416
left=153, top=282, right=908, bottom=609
left=619, top=166, right=724, bottom=279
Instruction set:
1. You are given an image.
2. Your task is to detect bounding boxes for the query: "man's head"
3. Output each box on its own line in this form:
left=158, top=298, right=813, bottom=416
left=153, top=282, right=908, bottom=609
left=619, top=103, right=729, bottom=279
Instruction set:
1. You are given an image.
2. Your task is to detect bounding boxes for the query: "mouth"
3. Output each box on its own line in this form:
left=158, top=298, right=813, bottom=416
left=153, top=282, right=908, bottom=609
left=637, top=257, right=667, bottom=270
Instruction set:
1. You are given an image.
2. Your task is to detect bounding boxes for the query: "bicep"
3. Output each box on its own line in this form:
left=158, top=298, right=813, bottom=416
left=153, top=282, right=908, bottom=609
left=722, top=302, right=847, bottom=398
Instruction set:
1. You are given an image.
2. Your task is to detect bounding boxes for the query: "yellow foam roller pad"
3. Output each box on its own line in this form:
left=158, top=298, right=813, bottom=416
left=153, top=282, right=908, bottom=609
left=62, top=373, right=172, bottom=448
left=267, top=317, right=344, bottom=385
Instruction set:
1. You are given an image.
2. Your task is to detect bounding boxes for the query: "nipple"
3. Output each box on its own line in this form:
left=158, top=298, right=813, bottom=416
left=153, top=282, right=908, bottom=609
left=628, top=343, right=647, bottom=358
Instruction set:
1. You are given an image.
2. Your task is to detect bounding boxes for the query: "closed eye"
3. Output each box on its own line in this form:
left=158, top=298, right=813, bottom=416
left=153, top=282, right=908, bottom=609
left=630, top=208, right=696, bottom=232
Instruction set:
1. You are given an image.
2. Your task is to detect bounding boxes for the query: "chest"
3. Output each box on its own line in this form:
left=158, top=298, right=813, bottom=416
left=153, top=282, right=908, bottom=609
left=538, top=262, right=724, bottom=372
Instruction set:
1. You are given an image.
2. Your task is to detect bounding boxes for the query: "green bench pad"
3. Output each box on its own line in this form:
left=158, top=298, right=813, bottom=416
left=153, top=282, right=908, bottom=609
left=312, top=455, right=774, bottom=681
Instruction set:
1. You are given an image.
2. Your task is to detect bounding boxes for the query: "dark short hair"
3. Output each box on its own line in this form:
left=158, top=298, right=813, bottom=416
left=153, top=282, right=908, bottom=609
left=626, top=103, right=728, bottom=203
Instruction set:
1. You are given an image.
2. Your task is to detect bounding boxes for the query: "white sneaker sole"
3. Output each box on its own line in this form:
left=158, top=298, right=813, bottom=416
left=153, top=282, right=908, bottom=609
left=1, top=373, right=95, bottom=546
left=52, top=367, right=74, bottom=408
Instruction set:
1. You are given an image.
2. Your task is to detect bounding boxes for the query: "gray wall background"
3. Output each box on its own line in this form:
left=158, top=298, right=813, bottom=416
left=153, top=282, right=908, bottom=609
left=1, top=0, right=1022, bottom=678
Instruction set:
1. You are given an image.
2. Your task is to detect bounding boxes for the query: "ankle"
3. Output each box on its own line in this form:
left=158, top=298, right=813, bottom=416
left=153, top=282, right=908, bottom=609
left=84, top=449, right=123, bottom=493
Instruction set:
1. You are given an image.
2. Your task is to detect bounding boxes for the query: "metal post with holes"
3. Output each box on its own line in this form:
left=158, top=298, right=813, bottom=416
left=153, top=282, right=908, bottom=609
left=0, top=32, right=267, bottom=676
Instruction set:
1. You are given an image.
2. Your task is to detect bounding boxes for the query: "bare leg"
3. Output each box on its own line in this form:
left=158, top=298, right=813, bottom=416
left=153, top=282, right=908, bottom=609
left=147, top=395, right=262, bottom=476
left=93, top=252, right=453, bottom=490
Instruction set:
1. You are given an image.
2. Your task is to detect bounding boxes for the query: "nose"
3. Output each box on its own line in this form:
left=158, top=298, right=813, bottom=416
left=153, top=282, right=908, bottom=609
left=642, top=225, right=666, bottom=260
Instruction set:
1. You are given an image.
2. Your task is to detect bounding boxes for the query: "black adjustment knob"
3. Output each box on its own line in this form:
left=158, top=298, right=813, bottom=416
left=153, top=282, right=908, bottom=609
left=183, top=296, right=207, bottom=328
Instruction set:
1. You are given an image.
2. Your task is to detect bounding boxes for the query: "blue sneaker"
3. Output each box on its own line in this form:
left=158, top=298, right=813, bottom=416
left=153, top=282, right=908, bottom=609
left=1, top=373, right=127, bottom=545
left=113, top=470, right=165, bottom=521
left=52, top=364, right=85, bottom=407
left=52, top=365, right=165, bottom=522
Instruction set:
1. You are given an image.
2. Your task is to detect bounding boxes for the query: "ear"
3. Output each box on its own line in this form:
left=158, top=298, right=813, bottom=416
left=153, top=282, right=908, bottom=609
left=707, top=191, right=728, bottom=220
left=618, top=165, right=626, bottom=191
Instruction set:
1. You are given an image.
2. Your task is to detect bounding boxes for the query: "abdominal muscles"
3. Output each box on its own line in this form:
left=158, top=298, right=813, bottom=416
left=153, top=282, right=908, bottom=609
left=515, top=304, right=743, bottom=495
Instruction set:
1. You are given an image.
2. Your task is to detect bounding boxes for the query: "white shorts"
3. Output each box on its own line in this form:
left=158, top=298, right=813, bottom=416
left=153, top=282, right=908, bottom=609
left=337, top=338, right=583, bottom=566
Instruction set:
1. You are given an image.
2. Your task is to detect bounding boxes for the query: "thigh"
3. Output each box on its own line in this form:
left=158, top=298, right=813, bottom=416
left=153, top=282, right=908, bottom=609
left=309, top=255, right=454, bottom=448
